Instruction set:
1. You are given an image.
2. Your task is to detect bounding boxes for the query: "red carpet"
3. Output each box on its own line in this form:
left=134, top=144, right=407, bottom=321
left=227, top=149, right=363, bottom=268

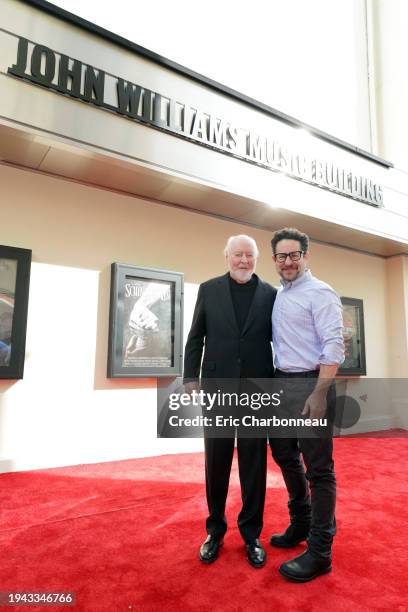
left=0, top=435, right=407, bottom=612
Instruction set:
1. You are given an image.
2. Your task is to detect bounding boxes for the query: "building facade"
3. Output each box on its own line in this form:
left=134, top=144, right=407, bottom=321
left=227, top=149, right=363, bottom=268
left=0, top=0, right=407, bottom=471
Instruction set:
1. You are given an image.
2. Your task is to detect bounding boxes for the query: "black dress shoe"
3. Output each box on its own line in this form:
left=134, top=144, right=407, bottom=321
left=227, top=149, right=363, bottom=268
left=246, top=539, right=266, bottom=568
left=279, top=551, right=332, bottom=582
left=270, top=523, right=310, bottom=548
left=199, top=535, right=223, bottom=563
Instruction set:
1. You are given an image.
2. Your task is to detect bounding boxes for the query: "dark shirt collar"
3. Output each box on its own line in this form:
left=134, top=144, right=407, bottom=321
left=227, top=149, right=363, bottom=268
left=229, top=273, right=258, bottom=287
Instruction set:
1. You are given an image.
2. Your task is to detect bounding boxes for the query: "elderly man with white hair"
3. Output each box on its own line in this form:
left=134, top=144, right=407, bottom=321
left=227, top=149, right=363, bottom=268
left=184, top=235, right=276, bottom=568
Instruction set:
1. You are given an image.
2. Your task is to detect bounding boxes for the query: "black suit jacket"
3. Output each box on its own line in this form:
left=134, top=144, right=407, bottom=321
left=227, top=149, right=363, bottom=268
left=183, top=273, right=276, bottom=381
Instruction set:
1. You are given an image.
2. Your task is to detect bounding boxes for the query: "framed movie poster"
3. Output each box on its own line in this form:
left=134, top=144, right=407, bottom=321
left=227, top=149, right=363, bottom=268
left=108, top=264, right=184, bottom=378
left=0, top=245, right=32, bottom=379
left=339, top=297, right=366, bottom=376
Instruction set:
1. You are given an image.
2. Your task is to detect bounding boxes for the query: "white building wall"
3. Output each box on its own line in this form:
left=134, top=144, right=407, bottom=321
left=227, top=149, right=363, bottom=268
left=372, top=0, right=408, bottom=172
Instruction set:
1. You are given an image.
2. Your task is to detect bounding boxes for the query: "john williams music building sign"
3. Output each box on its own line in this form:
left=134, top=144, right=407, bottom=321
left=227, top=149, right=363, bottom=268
left=8, top=36, right=383, bottom=208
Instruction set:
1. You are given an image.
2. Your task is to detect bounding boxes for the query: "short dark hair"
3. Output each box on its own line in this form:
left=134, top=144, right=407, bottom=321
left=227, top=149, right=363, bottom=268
left=271, top=228, right=309, bottom=254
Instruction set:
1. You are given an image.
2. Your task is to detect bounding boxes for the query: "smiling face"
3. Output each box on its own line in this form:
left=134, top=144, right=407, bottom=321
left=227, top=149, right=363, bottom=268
left=226, top=237, right=258, bottom=284
left=273, top=238, right=309, bottom=282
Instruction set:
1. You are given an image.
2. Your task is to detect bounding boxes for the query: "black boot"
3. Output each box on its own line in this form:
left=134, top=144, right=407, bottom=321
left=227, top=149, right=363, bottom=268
left=270, top=523, right=310, bottom=548
left=279, top=550, right=332, bottom=582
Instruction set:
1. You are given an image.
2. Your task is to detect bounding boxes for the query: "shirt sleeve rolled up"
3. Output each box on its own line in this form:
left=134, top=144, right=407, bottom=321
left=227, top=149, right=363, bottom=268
left=312, top=296, right=345, bottom=366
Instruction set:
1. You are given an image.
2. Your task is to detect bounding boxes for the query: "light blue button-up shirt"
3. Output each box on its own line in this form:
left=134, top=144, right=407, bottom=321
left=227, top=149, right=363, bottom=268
left=272, top=270, right=345, bottom=372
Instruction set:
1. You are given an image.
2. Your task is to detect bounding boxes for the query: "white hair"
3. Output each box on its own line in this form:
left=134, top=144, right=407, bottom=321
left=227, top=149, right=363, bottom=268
left=223, top=235, right=259, bottom=257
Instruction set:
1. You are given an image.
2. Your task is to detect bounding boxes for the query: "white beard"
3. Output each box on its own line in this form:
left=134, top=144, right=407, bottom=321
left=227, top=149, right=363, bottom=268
left=230, top=269, right=254, bottom=284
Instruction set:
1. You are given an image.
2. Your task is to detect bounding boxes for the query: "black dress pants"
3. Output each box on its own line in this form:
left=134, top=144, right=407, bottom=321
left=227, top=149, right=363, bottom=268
left=269, top=373, right=336, bottom=560
left=204, top=436, right=267, bottom=543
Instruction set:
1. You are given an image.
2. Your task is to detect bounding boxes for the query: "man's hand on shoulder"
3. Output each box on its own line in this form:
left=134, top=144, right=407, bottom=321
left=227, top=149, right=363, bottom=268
left=185, top=381, right=200, bottom=396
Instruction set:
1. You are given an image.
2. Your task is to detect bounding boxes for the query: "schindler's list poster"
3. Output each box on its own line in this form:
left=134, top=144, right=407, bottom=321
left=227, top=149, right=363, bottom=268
left=122, top=278, right=173, bottom=369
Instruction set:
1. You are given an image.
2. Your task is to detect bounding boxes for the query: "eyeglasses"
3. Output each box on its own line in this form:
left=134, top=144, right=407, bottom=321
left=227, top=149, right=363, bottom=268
left=274, top=251, right=304, bottom=263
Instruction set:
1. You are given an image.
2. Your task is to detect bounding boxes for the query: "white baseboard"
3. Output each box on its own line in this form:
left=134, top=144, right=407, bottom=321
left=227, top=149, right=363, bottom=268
left=338, top=415, right=396, bottom=435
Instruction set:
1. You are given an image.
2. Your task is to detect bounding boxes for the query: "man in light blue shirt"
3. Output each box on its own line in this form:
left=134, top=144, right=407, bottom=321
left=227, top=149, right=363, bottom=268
left=269, top=227, right=344, bottom=582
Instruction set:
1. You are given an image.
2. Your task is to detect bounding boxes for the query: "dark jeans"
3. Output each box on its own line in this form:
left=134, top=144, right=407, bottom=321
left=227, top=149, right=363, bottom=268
left=204, top=436, right=267, bottom=543
left=269, top=371, right=336, bottom=559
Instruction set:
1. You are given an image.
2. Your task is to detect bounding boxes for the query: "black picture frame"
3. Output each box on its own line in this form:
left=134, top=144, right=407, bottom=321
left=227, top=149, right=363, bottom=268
left=108, top=263, right=184, bottom=378
left=338, top=297, right=366, bottom=376
left=0, top=245, right=32, bottom=379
